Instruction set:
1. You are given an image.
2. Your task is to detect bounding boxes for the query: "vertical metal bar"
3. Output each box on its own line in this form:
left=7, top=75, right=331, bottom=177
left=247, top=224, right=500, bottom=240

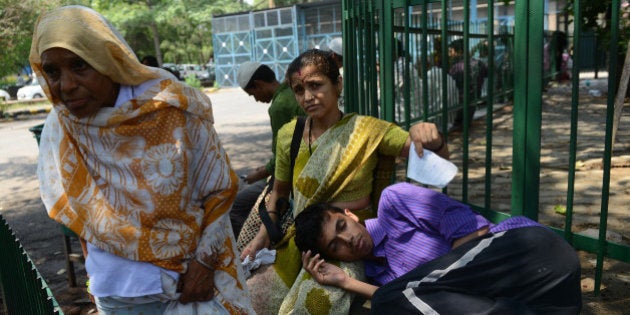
left=441, top=1, right=449, bottom=134
left=403, top=1, right=412, bottom=129
left=484, top=0, right=495, bottom=211
left=565, top=0, right=581, bottom=243
left=357, top=0, right=366, bottom=115
left=529, top=0, right=545, bottom=220
left=350, top=0, right=359, bottom=114
left=354, top=0, right=361, bottom=114
left=363, top=0, right=370, bottom=116
left=523, top=0, right=544, bottom=220
left=462, top=0, right=471, bottom=202
left=341, top=0, right=352, bottom=112
left=512, top=0, right=543, bottom=218
left=421, top=1, right=429, bottom=122
left=594, top=0, right=620, bottom=296
left=380, top=0, right=395, bottom=122
left=369, top=1, right=380, bottom=117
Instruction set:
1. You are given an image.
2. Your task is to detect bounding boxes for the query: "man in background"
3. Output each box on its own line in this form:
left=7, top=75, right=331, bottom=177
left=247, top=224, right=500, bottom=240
left=448, top=38, right=488, bottom=132
left=231, top=61, right=305, bottom=237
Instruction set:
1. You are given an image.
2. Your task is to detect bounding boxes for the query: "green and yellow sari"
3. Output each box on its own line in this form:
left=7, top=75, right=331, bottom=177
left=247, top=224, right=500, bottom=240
left=245, top=113, right=408, bottom=314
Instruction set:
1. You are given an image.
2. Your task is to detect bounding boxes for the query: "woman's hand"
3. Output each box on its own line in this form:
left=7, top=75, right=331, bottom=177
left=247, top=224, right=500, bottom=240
left=178, top=259, right=216, bottom=304
left=302, top=250, right=348, bottom=288
left=407, top=122, right=449, bottom=159
left=240, top=226, right=271, bottom=260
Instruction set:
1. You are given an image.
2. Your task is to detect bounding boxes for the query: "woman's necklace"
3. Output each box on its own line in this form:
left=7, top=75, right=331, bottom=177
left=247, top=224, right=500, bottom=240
left=308, top=110, right=344, bottom=155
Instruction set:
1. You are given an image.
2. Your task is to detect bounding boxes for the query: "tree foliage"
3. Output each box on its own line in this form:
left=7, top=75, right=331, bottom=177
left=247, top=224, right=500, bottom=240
left=94, top=0, right=248, bottom=65
left=0, top=0, right=250, bottom=79
left=565, top=0, right=630, bottom=52
left=1, top=0, right=96, bottom=79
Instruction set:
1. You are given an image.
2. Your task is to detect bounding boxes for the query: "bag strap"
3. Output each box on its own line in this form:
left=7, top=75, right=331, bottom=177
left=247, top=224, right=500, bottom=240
left=289, top=116, right=307, bottom=194
left=260, top=116, right=306, bottom=244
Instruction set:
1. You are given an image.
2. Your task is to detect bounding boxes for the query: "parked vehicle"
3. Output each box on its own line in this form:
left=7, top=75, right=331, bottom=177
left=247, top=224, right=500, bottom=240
left=162, top=63, right=178, bottom=73
left=0, top=89, right=10, bottom=101
left=177, top=64, right=204, bottom=79
left=199, top=63, right=216, bottom=87
left=1, top=83, right=25, bottom=100
left=17, top=79, right=45, bottom=100
left=161, top=63, right=182, bottom=80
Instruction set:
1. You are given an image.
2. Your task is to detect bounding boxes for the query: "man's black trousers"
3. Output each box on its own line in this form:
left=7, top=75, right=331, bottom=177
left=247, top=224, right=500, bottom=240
left=372, top=226, right=582, bottom=314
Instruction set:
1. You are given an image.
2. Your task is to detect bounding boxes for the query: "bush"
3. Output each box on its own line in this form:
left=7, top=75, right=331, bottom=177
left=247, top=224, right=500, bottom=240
left=185, top=75, right=201, bottom=89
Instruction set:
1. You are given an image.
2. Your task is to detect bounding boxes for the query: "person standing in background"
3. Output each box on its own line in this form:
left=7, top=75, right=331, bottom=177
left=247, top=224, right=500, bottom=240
left=232, top=62, right=305, bottom=238
left=448, top=38, right=488, bottom=132
left=141, top=55, right=159, bottom=67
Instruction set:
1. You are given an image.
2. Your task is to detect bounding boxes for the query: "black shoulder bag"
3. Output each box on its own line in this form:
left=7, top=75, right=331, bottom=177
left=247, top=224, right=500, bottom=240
left=259, top=116, right=306, bottom=244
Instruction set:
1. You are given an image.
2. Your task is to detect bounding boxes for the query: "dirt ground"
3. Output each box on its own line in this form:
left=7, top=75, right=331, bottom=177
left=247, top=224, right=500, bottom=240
left=1, top=84, right=629, bottom=314
left=443, top=80, right=630, bottom=314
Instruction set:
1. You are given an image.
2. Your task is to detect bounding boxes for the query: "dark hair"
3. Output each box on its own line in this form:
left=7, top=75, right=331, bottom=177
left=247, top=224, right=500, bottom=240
left=141, top=55, right=159, bottom=67
left=286, top=49, right=340, bottom=87
left=245, top=64, right=276, bottom=89
left=294, top=202, right=344, bottom=258
left=162, top=67, right=181, bottom=80
left=449, top=38, right=464, bottom=54
left=394, top=38, right=405, bottom=59
left=332, top=52, right=343, bottom=63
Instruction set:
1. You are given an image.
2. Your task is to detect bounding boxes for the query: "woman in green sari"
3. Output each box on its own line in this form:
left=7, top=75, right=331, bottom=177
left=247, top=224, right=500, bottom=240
left=240, top=49, right=449, bottom=314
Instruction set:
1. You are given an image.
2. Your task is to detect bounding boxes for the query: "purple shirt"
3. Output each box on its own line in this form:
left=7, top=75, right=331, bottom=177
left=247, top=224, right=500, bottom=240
left=364, top=183, right=541, bottom=286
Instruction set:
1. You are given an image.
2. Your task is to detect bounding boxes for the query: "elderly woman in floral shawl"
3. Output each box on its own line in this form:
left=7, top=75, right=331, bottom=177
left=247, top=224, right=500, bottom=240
left=238, top=49, right=449, bottom=314
left=31, top=5, right=253, bottom=314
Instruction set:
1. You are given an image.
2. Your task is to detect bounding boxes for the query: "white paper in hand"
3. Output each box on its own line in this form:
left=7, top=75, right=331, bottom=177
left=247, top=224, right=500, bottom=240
left=407, top=143, right=458, bottom=188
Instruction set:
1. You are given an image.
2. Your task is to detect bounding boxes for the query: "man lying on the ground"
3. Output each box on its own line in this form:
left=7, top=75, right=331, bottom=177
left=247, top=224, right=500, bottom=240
left=295, top=182, right=582, bottom=314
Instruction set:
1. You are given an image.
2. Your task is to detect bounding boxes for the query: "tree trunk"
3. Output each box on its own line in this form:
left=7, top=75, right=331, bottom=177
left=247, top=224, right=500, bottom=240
left=145, top=0, right=163, bottom=66
left=612, top=40, right=630, bottom=147
left=149, top=21, right=163, bottom=66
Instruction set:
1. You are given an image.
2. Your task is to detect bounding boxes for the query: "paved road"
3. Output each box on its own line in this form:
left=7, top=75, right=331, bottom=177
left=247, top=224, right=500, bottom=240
left=0, top=87, right=272, bottom=219
left=0, top=87, right=272, bottom=312
left=209, top=87, right=273, bottom=173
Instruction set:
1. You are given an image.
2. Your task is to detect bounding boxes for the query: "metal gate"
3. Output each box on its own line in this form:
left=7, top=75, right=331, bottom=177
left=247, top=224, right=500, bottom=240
left=212, top=1, right=343, bottom=87
left=343, top=0, right=630, bottom=296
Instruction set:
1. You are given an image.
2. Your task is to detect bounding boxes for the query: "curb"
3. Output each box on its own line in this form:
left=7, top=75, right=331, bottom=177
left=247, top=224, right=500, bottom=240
left=1, top=86, right=221, bottom=121
left=3, top=106, right=52, bottom=120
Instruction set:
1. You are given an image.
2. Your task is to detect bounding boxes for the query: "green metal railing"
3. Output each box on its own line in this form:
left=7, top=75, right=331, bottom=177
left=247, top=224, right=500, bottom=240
left=343, top=0, right=630, bottom=295
left=0, top=215, right=62, bottom=314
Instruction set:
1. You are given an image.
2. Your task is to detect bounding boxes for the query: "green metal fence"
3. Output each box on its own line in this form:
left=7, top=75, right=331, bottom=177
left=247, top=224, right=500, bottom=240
left=343, top=0, right=630, bottom=295
left=0, top=215, right=62, bottom=315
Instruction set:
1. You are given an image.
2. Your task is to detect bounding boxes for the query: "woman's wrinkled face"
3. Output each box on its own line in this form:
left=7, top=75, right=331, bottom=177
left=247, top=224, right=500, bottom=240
left=40, top=48, right=119, bottom=118
left=290, top=65, right=342, bottom=119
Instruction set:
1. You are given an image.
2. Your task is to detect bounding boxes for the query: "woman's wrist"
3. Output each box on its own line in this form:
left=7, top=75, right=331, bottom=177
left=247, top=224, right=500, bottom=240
left=431, top=132, right=446, bottom=152
left=267, top=210, right=279, bottom=222
left=258, top=225, right=270, bottom=240
left=195, top=253, right=218, bottom=270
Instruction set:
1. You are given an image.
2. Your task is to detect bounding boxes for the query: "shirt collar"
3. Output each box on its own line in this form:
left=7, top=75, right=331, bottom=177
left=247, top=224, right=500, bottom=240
left=365, top=217, right=386, bottom=253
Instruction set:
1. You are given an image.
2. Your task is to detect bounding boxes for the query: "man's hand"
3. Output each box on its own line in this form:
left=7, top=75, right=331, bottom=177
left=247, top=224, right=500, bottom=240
left=178, top=259, right=216, bottom=304
left=240, top=227, right=271, bottom=260
left=244, top=166, right=269, bottom=184
left=301, top=250, right=348, bottom=287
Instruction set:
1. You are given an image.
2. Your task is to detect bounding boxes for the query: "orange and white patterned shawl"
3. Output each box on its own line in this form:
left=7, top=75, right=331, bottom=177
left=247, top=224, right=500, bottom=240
left=31, top=6, right=239, bottom=273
